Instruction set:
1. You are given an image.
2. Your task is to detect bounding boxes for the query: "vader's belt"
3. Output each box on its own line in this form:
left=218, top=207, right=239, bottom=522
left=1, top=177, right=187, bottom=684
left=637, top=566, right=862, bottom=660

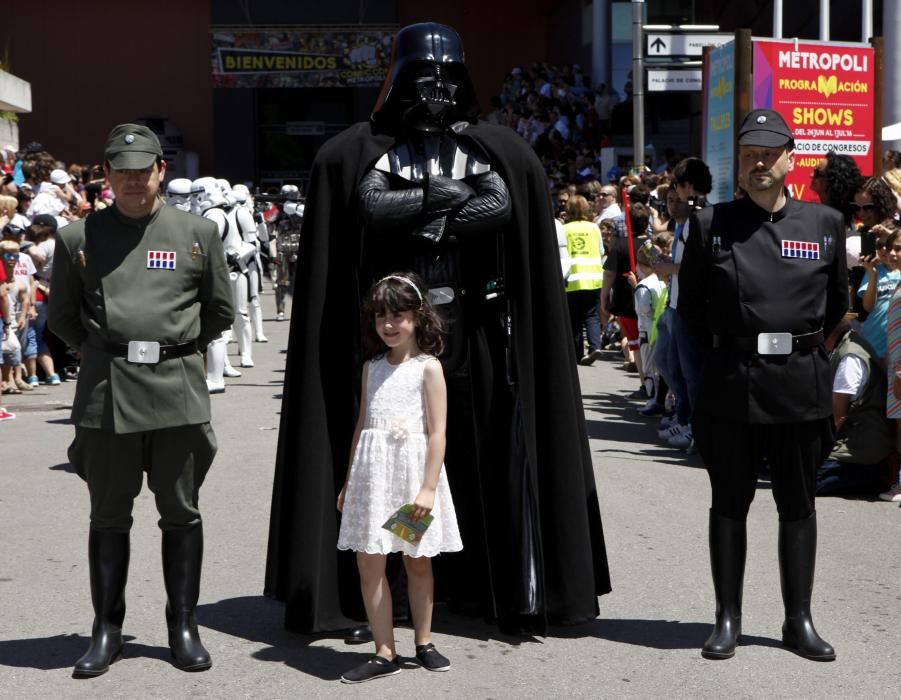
left=712, top=329, right=824, bottom=356
left=88, top=337, right=199, bottom=364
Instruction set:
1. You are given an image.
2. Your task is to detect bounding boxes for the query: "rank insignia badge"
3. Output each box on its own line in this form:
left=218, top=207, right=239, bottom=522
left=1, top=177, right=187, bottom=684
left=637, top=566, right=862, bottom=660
left=781, top=240, right=820, bottom=260
left=147, top=250, right=176, bottom=269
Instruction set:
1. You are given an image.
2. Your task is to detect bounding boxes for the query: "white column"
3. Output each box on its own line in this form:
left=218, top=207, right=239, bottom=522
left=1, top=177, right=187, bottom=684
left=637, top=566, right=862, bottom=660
left=886, top=0, right=901, bottom=149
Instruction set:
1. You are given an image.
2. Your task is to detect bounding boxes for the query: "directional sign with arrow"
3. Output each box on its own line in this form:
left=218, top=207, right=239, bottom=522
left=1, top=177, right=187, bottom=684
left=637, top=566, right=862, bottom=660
left=650, top=37, right=667, bottom=53
left=646, top=33, right=731, bottom=57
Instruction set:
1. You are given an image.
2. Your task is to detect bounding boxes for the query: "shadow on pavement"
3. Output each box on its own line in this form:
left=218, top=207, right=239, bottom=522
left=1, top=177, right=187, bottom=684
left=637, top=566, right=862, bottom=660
left=197, top=595, right=541, bottom=680
left=49, top=462, right=76, bottom=473
left=549, top=618, right=781, bottom=651
left=0, top=633, right=171, bottom=670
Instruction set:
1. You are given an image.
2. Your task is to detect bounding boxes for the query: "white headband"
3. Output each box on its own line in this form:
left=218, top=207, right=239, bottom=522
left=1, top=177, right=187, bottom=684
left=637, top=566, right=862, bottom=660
left=378, top=275, right=423, bottom=303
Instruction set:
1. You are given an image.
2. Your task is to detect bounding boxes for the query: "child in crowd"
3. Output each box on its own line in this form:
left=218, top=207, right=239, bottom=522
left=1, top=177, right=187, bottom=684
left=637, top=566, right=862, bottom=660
left=1, top=241, right=29, bottom=398
left=859, top=221, right=901, bottom=361
left=884, top=276, right=901, bottom=502
left=337, top=272, right=463, bottom=683
left=634, top=241, right=667, bottom=405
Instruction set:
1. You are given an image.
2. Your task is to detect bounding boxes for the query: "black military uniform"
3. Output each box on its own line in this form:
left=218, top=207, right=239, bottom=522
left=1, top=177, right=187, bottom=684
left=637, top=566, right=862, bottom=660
left=679, top=110, right=847, bottom=662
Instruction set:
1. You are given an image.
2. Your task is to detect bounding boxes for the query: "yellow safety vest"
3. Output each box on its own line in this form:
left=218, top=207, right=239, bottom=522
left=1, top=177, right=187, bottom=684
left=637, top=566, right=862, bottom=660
left=564, top=220, right=604, bottom=292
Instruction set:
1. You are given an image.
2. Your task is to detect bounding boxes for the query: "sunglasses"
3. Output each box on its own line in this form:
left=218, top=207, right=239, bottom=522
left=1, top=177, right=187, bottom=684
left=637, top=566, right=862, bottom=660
left=848, top=203, right=877, bottom=212
left=2, top=252, right=18, bottom=261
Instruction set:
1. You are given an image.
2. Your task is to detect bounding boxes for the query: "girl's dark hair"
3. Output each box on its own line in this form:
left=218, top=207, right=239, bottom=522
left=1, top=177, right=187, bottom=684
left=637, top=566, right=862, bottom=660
left=362, top=271, right=446, bottom=359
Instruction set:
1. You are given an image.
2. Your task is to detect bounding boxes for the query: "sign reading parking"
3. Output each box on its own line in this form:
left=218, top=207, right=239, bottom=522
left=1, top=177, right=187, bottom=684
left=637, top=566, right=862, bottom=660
left=646, top=33, right=731, bottom=57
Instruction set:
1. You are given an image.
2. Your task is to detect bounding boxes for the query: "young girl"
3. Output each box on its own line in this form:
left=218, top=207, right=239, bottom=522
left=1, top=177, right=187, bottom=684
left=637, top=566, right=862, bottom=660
left=859, top=221, right=901, bottom=361
left=337, top=272, right=463, bottom=683
left=634, top=241, right=667, bottom=407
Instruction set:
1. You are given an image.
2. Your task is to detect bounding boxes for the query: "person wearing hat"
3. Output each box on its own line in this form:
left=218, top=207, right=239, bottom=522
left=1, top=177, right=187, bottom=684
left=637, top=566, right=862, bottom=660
left=48, top=123, right=234, bottom=677
left=679, top=108, right=847, bottom=662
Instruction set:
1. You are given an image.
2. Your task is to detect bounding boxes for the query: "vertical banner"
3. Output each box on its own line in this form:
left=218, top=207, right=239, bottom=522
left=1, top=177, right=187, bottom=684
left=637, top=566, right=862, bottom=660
left=703, top=40, right=736, bottom=204
left=753, top=39, right=875, bottom=201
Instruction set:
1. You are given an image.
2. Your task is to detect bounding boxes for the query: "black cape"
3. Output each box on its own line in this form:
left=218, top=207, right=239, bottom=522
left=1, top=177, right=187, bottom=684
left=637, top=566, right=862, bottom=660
left=264, top=120, right=611, bottom=634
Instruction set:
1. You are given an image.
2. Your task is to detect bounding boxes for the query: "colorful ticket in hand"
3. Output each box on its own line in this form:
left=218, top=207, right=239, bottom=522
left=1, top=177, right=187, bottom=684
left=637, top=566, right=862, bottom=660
left=382, top=504, right=434, bottom=544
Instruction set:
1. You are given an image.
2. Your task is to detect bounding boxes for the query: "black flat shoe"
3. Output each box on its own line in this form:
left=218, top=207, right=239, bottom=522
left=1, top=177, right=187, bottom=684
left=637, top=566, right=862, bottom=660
left=340, top=655, right=401, bottom=683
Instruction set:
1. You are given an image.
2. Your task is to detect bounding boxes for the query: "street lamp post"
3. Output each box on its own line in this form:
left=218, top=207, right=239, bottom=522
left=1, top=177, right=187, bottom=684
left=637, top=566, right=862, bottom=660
left=632, top=0, right=645, bottom=171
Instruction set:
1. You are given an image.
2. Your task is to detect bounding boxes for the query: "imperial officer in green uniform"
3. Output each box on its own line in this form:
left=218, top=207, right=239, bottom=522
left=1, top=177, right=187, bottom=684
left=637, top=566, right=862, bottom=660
left=49, top=124, right=234, bottom=677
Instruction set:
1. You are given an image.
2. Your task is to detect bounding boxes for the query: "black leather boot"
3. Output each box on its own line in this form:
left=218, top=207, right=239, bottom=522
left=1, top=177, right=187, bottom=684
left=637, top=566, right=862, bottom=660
left=779, top=514, right=836, bottom=661
left=73, top=530, right=130, bottom=678
left=162, top=523, right=212, bottom=671
left=344, top=624, right=373, bottom=644
left=701, top=510, right=746, bottom=660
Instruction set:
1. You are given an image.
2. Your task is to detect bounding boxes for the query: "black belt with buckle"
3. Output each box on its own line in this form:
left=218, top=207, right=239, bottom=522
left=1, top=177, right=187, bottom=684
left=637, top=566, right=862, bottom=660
left=711, top=329, right=824, bottom=355
left=87, top=337, right=199, bottom=363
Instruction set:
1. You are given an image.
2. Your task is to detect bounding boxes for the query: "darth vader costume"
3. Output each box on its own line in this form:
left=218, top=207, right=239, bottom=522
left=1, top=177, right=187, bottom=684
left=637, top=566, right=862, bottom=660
left=265, top=22, right=611, bottom=635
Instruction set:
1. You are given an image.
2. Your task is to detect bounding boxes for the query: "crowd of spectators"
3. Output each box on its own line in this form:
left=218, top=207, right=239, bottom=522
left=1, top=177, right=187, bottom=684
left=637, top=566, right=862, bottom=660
left=486, top=63, right=683, bottom=193
left=0, top=142, right=104, bottom=419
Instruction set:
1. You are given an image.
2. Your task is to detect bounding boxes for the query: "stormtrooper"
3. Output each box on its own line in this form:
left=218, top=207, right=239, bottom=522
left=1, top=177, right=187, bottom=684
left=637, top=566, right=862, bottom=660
left=191, top=176, right=243, bottom=393
left=214, top=178, right=257, bottom=366
left=231, top=183, right=268, bottom=343
left=267, top=23, right=611, bottom=635
left=273, top=184, right=302, bottom=321
left=165, top=178, right=200, bottom=212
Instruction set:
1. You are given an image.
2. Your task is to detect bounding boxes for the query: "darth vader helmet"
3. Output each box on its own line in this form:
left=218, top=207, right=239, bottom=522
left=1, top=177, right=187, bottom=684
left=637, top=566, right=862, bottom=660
left=371, top=23, right=479, bottom=134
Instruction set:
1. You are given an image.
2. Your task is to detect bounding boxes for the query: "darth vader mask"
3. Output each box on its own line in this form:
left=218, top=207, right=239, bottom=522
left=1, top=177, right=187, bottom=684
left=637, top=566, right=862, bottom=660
left=372, top=23, right=479, bottom=135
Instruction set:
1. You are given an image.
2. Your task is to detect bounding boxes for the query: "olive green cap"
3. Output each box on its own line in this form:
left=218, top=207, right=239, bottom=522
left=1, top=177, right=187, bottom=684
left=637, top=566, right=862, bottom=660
left=103, top=123, right=163, bottom=170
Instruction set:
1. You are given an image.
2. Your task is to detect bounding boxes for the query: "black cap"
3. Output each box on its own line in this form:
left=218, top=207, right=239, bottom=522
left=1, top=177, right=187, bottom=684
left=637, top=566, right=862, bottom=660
left=30, top=214, right=58, bottom=231
left=737, top=109, right=794, bottom=148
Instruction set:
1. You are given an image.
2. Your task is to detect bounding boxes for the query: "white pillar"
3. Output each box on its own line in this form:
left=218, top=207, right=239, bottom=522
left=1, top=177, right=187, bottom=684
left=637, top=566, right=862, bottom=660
left=773, top=0, right=783, bottom=38
left=862, top=0, right=874, bottom=42
left=819, top=0, right=830, bottom=41
left=886, top=0, right=901, bottom=149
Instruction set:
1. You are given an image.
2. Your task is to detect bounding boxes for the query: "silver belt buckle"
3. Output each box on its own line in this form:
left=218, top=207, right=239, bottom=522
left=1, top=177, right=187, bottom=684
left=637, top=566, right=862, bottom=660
left=757, top=332, right=792, bottom=355
left=127, top=340, right=161, bottom=364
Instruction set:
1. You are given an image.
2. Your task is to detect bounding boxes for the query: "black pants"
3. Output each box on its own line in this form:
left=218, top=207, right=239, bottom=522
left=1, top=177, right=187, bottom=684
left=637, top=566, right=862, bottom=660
left=694, top=418, right=834, bottom=521
left=68, top=423, right=217, bottom=532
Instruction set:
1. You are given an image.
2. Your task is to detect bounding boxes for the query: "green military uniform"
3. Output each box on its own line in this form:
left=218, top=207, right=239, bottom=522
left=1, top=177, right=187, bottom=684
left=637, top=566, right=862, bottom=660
left=50, top=202, right=234, bottom=530
left=48, top=123, right=234, bottom=678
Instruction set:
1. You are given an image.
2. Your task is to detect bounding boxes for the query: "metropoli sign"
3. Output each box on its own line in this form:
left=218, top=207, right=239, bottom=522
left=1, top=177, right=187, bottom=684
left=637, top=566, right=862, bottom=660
left=753, top=39, right=875, bottom=202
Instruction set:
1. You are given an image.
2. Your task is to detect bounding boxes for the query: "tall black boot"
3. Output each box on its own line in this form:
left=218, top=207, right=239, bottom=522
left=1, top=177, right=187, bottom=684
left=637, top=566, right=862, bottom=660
left=162, top=523, right=212, bottom=671
left=778, top=513, right=836, bottom=661
left=73, top=530, right=130, bottom=678
left=701, top=510, right=746, bottom=660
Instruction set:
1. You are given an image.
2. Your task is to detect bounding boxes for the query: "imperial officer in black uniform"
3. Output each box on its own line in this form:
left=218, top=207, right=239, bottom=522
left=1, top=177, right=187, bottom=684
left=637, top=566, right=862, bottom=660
left=679, top=110, right=847, bottom=661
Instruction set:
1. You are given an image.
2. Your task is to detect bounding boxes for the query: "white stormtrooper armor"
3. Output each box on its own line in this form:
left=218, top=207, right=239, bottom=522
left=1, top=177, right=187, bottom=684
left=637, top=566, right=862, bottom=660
left=192, top=176, right=243, bottom=392
left=217, top=182, right=256, bottom=367
left=232, top=185, right=268, bottom=343
left=166, top=178, right=198, bottom=212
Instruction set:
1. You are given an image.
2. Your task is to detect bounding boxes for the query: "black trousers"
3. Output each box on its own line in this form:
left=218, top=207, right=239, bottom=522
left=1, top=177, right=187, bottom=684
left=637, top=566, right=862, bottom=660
left=68, top=423, right=217, bottom=533
left=693, top=417, right=834, bottom=522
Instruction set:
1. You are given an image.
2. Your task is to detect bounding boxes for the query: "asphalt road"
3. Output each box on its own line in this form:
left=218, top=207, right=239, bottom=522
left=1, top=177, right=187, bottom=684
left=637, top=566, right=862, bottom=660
left=1, top=289, right=899, bottom=699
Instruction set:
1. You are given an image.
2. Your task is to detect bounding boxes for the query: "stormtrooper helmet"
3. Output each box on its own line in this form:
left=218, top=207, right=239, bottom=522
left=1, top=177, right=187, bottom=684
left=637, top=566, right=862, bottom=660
left=191, top=177, right=226, bottom=214
left=166, top=178, right=199, bottom=212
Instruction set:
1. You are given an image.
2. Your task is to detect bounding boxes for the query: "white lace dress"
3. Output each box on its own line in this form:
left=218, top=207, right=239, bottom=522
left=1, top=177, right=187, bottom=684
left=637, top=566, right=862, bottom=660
left=337, top=353, right=463, bottom=557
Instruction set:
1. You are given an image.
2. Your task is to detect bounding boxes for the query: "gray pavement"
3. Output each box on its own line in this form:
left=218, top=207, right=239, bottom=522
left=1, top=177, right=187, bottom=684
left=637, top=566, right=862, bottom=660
left=1, top=289, right=899, bottom=699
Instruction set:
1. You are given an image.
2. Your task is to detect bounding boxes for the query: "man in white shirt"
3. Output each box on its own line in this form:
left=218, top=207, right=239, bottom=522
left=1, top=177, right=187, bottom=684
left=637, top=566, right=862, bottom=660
left=594, top=184, right=622, bottom=224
